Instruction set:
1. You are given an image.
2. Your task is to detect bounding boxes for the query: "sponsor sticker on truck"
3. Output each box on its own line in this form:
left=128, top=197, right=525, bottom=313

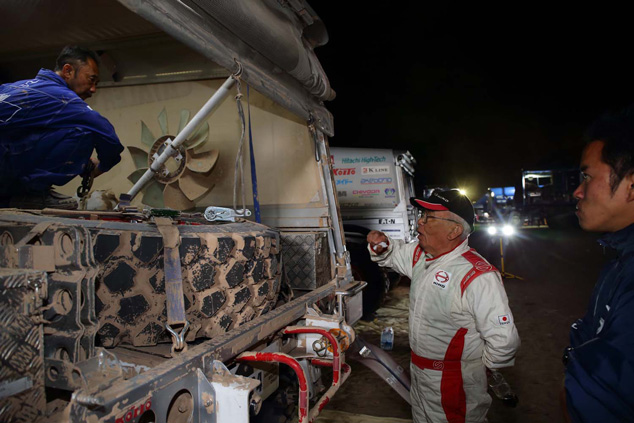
left=330, top=148, right=399, bottom=208
left=361, top=177, right=392, bottom=184
left=333, top=168, right=356, bottom=176
left=353, top=189, right=380, bottom=197
left=361, top=166, right=390, bottom=175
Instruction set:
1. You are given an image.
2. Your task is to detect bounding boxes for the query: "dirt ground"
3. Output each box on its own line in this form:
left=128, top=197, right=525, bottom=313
left=318, top=227, right=608, bottom=423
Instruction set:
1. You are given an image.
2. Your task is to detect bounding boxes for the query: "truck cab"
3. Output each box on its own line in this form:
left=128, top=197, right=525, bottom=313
left=330, top=147, right=417, bottom=316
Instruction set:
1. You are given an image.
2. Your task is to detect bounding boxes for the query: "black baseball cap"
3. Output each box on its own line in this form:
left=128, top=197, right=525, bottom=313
left=410, top=189, right=475, bottom=231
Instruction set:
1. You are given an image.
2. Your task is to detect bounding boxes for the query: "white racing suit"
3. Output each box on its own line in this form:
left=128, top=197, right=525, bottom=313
left=370, top=238, right=520, bottom=423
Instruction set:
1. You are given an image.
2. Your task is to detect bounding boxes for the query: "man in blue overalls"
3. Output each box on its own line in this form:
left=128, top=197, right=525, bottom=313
left=0, top=45, right=123, bottom=209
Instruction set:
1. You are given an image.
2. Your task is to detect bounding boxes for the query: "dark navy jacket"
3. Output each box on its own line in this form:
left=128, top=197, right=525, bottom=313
left=565, top=223, right=634, bottom=422
left=0, top=69, right=122, bottom=194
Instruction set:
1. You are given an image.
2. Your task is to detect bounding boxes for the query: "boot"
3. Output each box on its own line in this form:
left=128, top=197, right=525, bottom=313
left=9, top=189, right=78, bottom=210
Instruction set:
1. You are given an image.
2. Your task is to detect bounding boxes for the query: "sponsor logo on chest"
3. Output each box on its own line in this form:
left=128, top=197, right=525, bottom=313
left=432, top=269, right=451, bottom=289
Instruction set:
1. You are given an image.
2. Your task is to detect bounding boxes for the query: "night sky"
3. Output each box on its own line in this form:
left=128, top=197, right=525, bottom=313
left=310, top=4, right=634, bottom=200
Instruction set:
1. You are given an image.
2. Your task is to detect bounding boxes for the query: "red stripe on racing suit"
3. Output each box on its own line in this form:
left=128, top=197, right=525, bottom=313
left=442, top=327, right=468, bottom=423
left=413, top=245, right=423, bottom=266
left=411, top=328, right=469, bottom=423
left=460, top=249, right=497, bottom=296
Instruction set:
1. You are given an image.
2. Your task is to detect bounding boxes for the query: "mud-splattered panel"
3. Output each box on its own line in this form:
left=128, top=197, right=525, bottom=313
left=0, top=268, right=47, bottom=423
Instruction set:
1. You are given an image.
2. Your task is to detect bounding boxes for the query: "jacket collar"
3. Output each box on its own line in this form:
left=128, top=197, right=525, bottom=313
left=425, top=238, right=470, bottom=262
left=598, top=223, right=634, bottom=256
left=36, top=68, right=68, bottom=87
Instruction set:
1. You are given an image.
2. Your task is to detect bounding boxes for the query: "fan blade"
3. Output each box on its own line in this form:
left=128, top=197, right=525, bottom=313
left=128, top=146, right=149, bottom=170
left=164, top=182, right=195, bottom=210
left=127, top=168, right=148, bottom=184
left=179, top=168, right=215, bottom=201
left=187, top=122, right=209, bottom=150
left=158, top=107, right=169, bottom=136
left=186, top=149, right=218, bottom=174
left=178, top=110, right=191, bottom=134
left=142, top=180, right=165, bottom=208
left=141, top=121, right=155, bottom=147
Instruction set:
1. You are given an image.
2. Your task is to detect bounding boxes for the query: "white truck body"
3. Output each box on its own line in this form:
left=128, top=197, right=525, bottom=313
left=330, top=147, right=417, bottom=242
left=329, top=147, right=417, bottom=316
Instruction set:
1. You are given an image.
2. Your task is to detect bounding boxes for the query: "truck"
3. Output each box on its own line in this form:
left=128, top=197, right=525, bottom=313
left=329, top=147, right=417, bottom=317
left=520, top=169, right=580, bottom=227
left=475, top=169, right=580, bottom=228
left=0, top=2, right=411, bottom=422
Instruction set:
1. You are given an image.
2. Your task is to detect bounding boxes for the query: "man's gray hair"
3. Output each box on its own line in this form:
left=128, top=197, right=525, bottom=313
left=449, top=211, right=471, bottom=239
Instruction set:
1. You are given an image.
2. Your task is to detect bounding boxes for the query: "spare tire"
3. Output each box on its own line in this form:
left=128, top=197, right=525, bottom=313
left=0, top=213, right=282, bottom=350
left=92, top=220, right=282, bottom=347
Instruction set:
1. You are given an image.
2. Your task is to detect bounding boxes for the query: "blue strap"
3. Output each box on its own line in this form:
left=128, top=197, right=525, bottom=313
left=154, top=217, right=186, bottom=325
left=247, top=85, right=261, bottom=223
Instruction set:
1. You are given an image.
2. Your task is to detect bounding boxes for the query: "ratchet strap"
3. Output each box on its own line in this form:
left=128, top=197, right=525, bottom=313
left=154, top=217, right=189, bottom=352
left=247, top=85, right=261, bottom=223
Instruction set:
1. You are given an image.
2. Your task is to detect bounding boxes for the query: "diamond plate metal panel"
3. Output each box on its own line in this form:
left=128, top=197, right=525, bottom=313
left=0, top=268, right=47, bottom=423
left=280, top=232, right=331, bottom=290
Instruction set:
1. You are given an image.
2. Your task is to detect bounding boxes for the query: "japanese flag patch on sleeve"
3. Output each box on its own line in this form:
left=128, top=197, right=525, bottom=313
left=498, top=315, right=511, bottom=325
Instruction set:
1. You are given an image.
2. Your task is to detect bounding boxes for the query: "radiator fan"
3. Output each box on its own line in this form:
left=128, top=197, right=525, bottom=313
left=127, top=108, right=218, bottom=210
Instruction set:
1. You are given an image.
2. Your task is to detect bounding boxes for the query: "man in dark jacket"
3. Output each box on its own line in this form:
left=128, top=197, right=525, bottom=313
left=0, top=45, right=123, bottom=209
left=563, top=106, right=634, bottom=421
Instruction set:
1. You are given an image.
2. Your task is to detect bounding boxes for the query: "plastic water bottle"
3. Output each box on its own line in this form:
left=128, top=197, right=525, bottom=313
left=487, top=369, right=518, bottom=408
left=380, top=327, right=394, bottom=350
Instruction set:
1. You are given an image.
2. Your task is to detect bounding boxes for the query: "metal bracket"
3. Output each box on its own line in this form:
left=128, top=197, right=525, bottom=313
left=114, top=193, right=138, bottom=213
left=395, top=151, right=416, bottom=176
left=348, top=337, right=411, bottom=405
left=312, top=338, right=329, bottom=357
left=27, top=275, right=47, bottom=300
left=335, top=280, right=367, bottom=317
left=204, top=206, right=252, bottom=222
left=151, top=138, right=184, bottom=178
left=335, top=280, right=368, bottom=298
left=308, top=118, right=320, bottom=162
left=166, top=321, right=190, bottom=354
left=45, top=348, right=124, bottom=395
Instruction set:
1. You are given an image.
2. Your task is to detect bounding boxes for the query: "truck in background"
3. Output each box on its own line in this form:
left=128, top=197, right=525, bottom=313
left=475, top=169, right=580, bottom=228
left=330, top=147, right=417, bottom=317
left=519, top=168, right=580, bottom=227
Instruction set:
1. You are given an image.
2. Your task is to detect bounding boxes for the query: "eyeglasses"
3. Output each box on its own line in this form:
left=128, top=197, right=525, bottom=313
left=418, top=210, right=461, bottom=225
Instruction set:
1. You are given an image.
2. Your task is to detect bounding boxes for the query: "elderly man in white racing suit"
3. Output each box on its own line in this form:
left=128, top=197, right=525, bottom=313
left=367, top=189, right=520, bottom=423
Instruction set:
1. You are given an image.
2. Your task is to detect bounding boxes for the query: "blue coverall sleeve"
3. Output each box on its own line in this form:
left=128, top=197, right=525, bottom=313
left=90, top=116, right=123, bottom=172
left=565, top=283, right=634, bottom=422
left=61, top=102, right=123, bottom=173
